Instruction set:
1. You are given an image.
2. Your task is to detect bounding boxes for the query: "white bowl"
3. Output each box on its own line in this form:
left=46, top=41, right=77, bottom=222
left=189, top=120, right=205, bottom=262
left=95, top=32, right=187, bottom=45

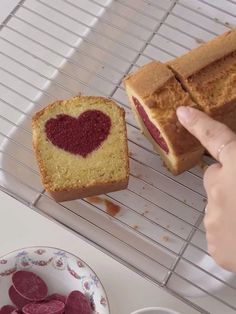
left=130, top=307, right=181, bottom=314
left=0, top=246, right=110, bottom=313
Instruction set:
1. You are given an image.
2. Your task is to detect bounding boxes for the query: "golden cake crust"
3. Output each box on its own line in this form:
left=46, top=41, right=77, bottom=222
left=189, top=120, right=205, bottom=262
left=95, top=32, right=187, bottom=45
left=168, top=29, right=236, bottom=132
left=168, top=29, right=236, bottom=78
left=32, top=96, right=129, bottom=201
left=124, top=61, right=173, bottom=103
left=48, top=178, right=128, bottom=202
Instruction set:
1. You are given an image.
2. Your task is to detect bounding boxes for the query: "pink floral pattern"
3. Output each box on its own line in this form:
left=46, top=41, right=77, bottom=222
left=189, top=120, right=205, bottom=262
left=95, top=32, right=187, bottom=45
left=34, top=249, right=45, bottom=255
left=0, top=259, right=7, bottom=264
left=100, top=296, right=107, bottom=306
left=77, top=260, right=84, bottom=268
left=83, top=279, right=93, bottom=291
left=0, top=266, right=17, bottom=277
left=52, top=251, right=67, bottom=270
left=31, top=258, right=53, bottom=266
left=67, top=264, right=81, bottom=280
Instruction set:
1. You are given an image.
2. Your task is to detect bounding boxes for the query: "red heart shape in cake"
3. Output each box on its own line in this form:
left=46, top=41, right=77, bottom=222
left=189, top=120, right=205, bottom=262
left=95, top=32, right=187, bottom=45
left=45, top=110, right=111, bottom=157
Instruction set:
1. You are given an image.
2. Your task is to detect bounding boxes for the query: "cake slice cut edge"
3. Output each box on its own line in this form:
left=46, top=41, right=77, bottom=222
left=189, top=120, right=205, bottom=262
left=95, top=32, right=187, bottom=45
left=32, top=96, right=129, bottom=202
left=130, top=97, right=204, bottom=175
left=124, top=61, right=204, bottom=175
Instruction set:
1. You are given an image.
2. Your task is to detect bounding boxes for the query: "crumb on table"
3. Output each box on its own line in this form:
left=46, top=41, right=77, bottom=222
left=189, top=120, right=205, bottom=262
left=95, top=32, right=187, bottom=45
left=87, top=197, right=121, bottom=218
left=224, top=22, right=234, bottom=29
left=161, top=235, right=170, bottom=242
left=86, top=196, right=103, bottom=204
left=195, top=38, right=205, bottom=44
left=104, top=199, right=121, bottom=217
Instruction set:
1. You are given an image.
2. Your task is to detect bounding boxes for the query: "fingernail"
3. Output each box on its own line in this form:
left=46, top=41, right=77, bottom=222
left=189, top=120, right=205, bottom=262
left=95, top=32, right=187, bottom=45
left=177, top=106, right=194, bottom=124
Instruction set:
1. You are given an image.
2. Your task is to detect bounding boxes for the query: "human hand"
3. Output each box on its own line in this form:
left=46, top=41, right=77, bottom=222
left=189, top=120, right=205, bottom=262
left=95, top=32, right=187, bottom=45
left=177, top=106, right=236, bottom=272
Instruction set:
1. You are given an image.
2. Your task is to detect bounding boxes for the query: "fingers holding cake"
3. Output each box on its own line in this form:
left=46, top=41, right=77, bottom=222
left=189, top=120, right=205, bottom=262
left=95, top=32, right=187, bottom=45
left=176, top=105, right=236, bottom=271
left=176, top=106, right=236, bottom=164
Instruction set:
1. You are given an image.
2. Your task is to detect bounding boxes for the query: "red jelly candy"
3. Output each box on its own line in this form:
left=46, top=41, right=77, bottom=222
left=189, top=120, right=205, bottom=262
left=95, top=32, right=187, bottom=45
left=22, top=300, right=65, bottom=314
left=9, top=285, right=30, bottom=309
left=65, top=291, right=92, bottom=314
left=12, top=271, right=48, bottom=302
left=46, top=293, right=66, bottom=304
left=0, top=305, right=16, bottom=314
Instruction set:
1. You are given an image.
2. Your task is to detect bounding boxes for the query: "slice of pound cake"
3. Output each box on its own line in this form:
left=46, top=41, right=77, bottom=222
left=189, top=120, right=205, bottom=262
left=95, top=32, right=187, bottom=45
left=124, top=61, right=204, bottom=175
left=32, top=96, right=129, bottom=202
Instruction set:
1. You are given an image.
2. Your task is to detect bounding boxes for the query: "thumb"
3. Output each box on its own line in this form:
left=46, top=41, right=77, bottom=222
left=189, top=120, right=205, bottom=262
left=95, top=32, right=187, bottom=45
left=176, top=106, right=236, bottom=163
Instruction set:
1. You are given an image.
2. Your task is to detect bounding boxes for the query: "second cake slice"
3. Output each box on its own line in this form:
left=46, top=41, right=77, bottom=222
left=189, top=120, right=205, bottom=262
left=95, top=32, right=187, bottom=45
left=124, top=61, right=204, bottom=175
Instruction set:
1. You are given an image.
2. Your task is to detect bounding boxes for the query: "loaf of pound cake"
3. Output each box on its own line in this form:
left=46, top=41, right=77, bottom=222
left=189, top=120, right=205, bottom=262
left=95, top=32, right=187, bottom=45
left=168, top=28, right=236, bottom=133
left=32, top=96, right=129, bottom=202
left=124, top=28, right=236, bottom=175
left=124, top=61, right=204, bottom=175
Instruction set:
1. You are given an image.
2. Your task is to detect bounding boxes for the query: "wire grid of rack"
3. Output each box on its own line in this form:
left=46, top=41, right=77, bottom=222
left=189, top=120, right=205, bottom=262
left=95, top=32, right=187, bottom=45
left=0, top=0, right=236, bottom=313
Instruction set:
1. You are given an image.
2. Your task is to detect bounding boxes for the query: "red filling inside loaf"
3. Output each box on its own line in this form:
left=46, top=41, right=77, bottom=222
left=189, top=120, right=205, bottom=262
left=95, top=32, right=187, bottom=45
left=132, top=97, right=169, bottom=154
left=45, top=110, right=111, bottom=157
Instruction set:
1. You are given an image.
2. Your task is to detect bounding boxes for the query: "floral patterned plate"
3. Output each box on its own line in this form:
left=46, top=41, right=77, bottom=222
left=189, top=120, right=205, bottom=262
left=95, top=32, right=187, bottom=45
left=0, top=246, right=110, bottom=313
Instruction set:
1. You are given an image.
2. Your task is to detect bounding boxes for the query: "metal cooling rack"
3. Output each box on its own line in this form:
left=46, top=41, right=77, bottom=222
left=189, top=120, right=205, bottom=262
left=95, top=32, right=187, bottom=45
left=0, top=0, right=236, bottom=313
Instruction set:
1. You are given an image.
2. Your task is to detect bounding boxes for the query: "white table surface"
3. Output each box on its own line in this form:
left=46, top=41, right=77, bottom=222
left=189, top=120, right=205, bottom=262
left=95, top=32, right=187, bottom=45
left=0, top=191, right=200, bottom=314
left=0, top=1, right=201, bottom=313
